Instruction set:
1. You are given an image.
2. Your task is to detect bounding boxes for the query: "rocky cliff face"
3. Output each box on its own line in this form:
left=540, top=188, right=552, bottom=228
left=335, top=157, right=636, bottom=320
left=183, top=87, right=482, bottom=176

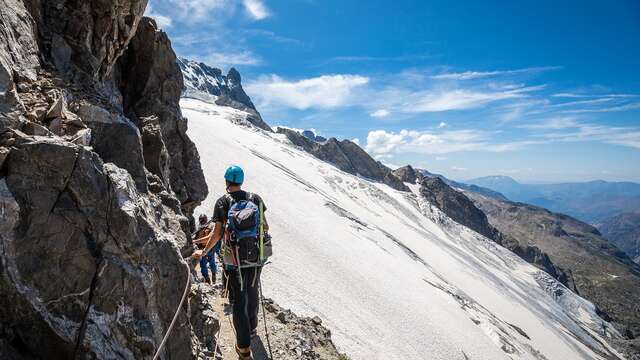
left=392, top=165, right=422, bottom=184
left=276, top=127, right=409, bottom=192
left=116, top=19, right=208, bottom=217
left=1, top=1, right=210, bottom=358
left=598, top=212, right=640, bottom=264
left=465, top=190, right=640, bottom=354
left=178, top=58, right=271, bottom=132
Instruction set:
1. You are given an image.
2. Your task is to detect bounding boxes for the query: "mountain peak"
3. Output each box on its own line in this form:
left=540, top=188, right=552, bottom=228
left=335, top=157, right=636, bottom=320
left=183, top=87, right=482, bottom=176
left=178, top=57, right=272, bottom=131
left=227, top=67, right=241, bottom=83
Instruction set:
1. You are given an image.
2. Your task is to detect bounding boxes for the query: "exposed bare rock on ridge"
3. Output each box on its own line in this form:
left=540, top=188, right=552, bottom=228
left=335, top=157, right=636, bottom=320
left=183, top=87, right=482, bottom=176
left=276, top=127, right=409, bottom=192
left=77, top=103, right=149, bottom=192
left=392, top=165, right=422, bottom=184
left=0, top=0, right=40, bottom=128
left=116, top=18, right=208, bottom=216
left=0, top=0, right=209, bottom=358
left=23, top=0, right=148, bottom=80
left=420, top=177, right=500, bottom=240
left=178, top=58, right=273, bottom=132
left=1, top=133, right=194, bottom=358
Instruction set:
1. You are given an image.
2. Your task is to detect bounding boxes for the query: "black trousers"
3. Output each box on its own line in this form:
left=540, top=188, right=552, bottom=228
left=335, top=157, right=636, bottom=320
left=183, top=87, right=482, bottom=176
left=228, top=266, right=262, bottom=348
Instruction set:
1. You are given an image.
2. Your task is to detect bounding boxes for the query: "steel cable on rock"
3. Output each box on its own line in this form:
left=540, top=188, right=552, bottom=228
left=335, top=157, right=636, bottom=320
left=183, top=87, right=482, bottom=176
left=152, top=257, right=192, bottom=360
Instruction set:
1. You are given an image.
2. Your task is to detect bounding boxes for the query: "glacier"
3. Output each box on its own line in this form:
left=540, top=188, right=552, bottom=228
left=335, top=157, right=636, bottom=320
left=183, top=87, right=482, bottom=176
left=183, top=97, right=624, bottom=360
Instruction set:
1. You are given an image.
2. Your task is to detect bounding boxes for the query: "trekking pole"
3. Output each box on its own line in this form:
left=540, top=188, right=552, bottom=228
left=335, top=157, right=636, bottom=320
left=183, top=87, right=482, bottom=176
left=152, top=256, right=193, bottom=360
left=259, top=277, right=275, bottom=360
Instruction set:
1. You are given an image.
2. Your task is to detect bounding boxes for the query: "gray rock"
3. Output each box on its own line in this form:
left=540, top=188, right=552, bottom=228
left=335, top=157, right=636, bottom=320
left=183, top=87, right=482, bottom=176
left=277, top=127, right=409, bottom=192
left=178, top=58, right=272, bottom=132
left=392, top=165, right=421, bottom=184
left=0, top=0, right=39, bottom=129
left=0, top=1, right=208, bottom=358
left=189, top=283, right=220, bottom=351
left=25, top=0, right=148, bottom=80
left=116, top=17, right=208, bottom=217
left=0, top=146, right=8, bottom=167
left=1, top=134, right=193, bottom=358
left=139, top=116, right=170, bottom=187
left=77, top=103, right=148, bottom=193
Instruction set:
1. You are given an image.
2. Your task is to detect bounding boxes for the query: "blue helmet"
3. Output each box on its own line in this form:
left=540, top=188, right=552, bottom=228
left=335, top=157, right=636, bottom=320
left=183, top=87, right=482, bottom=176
left=224, top=165, right=245, bottom=184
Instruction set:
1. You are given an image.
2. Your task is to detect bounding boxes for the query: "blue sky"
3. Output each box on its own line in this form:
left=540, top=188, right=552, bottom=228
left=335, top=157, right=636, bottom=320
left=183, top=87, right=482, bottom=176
left=146, top=0, right=640, bottom=183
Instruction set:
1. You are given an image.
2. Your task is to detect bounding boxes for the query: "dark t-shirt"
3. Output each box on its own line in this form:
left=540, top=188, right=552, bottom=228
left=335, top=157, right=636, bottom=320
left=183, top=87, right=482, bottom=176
left=212, top=190, right=267, bottom=224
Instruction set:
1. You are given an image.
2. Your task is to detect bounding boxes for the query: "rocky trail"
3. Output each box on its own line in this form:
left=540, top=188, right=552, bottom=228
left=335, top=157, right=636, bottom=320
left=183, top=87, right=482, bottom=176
left=191, top=263, right=348, bottom=360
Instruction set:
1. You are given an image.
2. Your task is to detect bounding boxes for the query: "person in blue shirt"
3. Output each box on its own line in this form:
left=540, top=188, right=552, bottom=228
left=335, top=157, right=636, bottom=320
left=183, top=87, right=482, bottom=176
left=193, top=214, right=221, bottom=284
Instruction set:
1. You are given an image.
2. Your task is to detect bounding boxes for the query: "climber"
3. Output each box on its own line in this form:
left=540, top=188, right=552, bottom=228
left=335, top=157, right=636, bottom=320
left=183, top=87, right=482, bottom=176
left=193, top=214, right=221, bottom=284
left=193, top=165, right=269, bottom=360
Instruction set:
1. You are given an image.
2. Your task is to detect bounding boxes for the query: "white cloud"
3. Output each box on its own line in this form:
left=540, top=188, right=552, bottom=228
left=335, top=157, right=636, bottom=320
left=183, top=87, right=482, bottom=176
left=407, top=86, right=542, bottom=113
left=145, top=3, right=173, bottom=28
left=451, top=166, right=468, bottom=171
left=365, top=129, right=539, bottom=155
left=370, top=109, right=390, bottom=118
left=539, top=124, right=640, bottom=149
left=199, top=50, right=262, bottom=68
left=351, top=138, right=360, bottom=145
left=552, top=93, right=639, bottom=98
left=519, top=117, right=579, bottom=130
left=438, top=122, right=447, bottom=128
left=431, top=66, right=561, bottom=80
left=562, top=102, right=640, bottom=114
left=246, top=74, right=370, bottom=110
left=243, top=0, right=270, bottom=20
left=166, top=0, right=230, bottom=21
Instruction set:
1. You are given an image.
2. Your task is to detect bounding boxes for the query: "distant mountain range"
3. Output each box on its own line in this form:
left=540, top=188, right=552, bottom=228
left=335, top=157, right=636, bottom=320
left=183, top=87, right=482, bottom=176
left=465, top=176, right=640, bottom=264
left=465, top=175, right=640, bottom=224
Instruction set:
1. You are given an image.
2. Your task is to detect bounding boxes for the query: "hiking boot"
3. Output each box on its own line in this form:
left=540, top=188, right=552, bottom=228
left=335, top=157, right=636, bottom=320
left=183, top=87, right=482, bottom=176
left=203, top=275, right=211, bottom=284
left=250, top=328, right=257, bottom=338
left=212, top=273, right=217, bottom=285
left=235, top=345, right=252, bottom=360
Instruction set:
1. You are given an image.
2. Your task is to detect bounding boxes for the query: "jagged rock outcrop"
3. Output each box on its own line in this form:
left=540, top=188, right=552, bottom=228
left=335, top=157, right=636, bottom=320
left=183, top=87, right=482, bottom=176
left=0, top=1, right=209, bottom=358
left=277, top=127, right=409, bottom=192
left=418, top=169, right=508, bottom=200
left=392, top=165, right=422, bottom=184
left=420, top=177, right=499, bottom=240
left=301, top=129, right=326, bottom=142
left=1, top=134, right=194, bottom=358
left=465, top=190, right=640, bottom=351
left=23, top=0, right=148, bottom=81
left=0, top=0, right=40, bottom=128
left=178, top=58, right=272, bottom=132
left=116, top=18, right=208, bottom=216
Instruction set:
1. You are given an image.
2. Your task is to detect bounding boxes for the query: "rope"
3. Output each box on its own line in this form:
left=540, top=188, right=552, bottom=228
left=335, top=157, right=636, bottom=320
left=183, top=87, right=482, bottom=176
left=259, top=276, right=274, bottom=360
left=152, top=257, right=192, bottom=360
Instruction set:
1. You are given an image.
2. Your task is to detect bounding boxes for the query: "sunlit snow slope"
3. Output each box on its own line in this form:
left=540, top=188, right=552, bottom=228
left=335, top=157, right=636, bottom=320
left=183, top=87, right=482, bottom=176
left=184, top=98, right=623, bottom=360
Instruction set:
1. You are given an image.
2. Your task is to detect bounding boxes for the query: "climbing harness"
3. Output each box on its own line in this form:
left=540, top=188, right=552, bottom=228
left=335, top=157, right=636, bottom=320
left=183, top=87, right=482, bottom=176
left=152, top=256, right=192, bottom=360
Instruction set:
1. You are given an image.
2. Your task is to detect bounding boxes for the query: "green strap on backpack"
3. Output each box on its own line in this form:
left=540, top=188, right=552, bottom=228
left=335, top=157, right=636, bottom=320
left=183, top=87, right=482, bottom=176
left=259, top=201, right=265, bottom=262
